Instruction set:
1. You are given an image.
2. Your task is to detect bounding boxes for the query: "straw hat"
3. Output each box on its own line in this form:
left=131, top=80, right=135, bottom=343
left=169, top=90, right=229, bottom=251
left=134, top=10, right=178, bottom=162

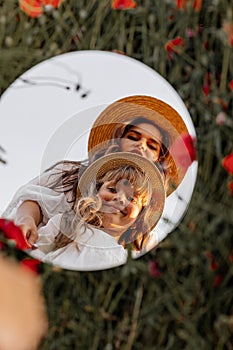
left=77, top=152, right=165, bottom=234
left=88, top=95, right=190, bottom=195
left=88, top=95, right=189, bottom=151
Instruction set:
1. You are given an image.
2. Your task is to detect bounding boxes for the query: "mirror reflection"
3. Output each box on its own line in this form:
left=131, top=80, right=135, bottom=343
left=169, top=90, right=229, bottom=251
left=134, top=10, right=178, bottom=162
left=0, top=51, right=197, bottom=271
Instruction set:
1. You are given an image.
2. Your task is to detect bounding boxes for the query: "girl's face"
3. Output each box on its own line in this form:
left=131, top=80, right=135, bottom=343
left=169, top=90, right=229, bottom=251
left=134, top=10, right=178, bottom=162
left=98, top=179, right=143, bottom=238
left=120, top=123, right=162, bottom=162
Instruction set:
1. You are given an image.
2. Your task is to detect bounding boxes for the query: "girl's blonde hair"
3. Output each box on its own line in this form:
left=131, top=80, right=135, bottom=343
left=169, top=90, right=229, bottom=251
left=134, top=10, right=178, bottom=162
left=55, top=164, right=153, bottom=251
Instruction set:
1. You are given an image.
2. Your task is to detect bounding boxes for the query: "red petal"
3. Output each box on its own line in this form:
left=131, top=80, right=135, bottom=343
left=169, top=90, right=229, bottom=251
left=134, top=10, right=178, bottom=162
left=222, top=152, right=233, bottom=175
left=21, top=258, right=41, bottom=274
left=171, top=133, right=196, bottom=172
left=229, top=80, right=233, bottom=91
left=228, top=181, right=233, bottom=195
left=111, top=0, right=137, bottom=10
left=213, top=274, right=223, bottom=288
left=0, top=219, right=31, bottom=250
left=19, top=0, right=43, bottom=18
left=43, top=0, right=63, bottom=7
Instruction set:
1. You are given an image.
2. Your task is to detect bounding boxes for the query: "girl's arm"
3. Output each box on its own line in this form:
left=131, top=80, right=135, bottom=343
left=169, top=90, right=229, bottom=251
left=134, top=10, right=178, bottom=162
left=14, top=200, right=42, bottom=246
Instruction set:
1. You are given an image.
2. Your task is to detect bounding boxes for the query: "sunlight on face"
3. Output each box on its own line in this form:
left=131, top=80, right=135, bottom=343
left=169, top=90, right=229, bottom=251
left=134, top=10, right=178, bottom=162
left=98, top=179, right=143, bottom=238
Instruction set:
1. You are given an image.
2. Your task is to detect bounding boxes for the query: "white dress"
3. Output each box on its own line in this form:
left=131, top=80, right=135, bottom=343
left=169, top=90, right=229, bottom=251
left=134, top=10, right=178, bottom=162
left=29, top=214, right=128, bottom=271
left=2, top=162, right=159, bottom=264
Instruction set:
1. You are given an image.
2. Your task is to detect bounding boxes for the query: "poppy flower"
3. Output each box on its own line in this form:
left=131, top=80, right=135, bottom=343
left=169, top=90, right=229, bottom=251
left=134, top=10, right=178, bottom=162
left=229, top=80, right=233, bottom=91
left=21, top=258, right=41, bottom=274
left=202, top=72, right=211, bottom=97
left=176, top=0, right=202, bottom=11
left=228, top=181, right=233, bottom=195
left=213, top=274, right=223, bottom=288
left=193, top=0, right=202, bottom=11
left=0, top=219, right=31, bottom=250
left=148, top=260, right=162, bottom=278
left=43, top=0, right=62, bottom=6
left=19, top=0, right=63, bottom=18
left=223, top=22, right=233, bottom=47
left=165, top=36, right=185, bottom=60
left=111, top=0, right=137, bottom=10
left=222, top=152, right=233, bottom=176
left=171, top=133, right=196, bottom=172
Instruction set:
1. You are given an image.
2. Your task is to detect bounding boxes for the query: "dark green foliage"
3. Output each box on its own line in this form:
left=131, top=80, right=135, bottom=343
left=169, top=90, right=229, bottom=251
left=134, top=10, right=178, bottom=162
left=0, top=1, right=232, bottom=349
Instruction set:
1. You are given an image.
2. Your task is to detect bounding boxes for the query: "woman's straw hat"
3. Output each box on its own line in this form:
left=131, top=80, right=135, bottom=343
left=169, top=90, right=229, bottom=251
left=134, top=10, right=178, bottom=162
left=77, top=152, right=165, bottom=235
left=88, top=95, right=191, bottom=195
left=88, top=95, right=189, bottom=152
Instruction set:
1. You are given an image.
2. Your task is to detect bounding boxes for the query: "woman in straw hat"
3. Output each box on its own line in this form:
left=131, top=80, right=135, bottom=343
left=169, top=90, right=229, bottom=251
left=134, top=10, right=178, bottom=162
left=29, top=153, right=165, bottom=271
left=3, top=95, right=191, bottom=250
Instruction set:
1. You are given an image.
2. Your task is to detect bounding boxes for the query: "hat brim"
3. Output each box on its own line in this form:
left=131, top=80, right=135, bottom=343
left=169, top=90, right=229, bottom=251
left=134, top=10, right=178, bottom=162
left=88, top=95, right=188, bottom=151
left=77, top=152, right=165, bottom=235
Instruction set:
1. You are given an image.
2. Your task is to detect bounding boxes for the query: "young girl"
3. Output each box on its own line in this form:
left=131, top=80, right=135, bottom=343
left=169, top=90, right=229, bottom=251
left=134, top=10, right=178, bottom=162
left=29, top=152, right=165, bottom=271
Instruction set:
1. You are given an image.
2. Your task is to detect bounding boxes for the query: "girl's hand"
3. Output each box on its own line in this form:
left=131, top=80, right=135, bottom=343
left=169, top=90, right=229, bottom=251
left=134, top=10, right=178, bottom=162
left=15, top=216, right=38, bottom=247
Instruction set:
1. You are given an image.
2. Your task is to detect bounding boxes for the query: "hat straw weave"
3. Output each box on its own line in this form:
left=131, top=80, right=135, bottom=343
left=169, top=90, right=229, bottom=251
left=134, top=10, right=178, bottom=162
left=88, top=95, right=188, bottom=153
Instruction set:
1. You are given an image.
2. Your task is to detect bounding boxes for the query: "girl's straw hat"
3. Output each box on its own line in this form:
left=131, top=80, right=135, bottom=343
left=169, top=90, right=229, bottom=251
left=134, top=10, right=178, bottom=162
left=77, top=152, right=165, bottom=235
left=88, top=95, right=189, bottom=152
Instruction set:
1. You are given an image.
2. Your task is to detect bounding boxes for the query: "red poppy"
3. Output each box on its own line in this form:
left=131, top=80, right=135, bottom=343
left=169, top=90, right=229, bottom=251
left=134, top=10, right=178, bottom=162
left=213, top=274, right=223, bottom=288
left=20, top=258, right=41, bottom=274
left=165, top=36, right=185, bottom=60
left=223, top=22, right=233, bottom=47
left=205, top=251, right=220, bottom=272
left=148, top=260, right=162, bottom=278
left=176, top=0, right=202, bottom=11
left=193, top=0, right=202, bottom=11
left=228, top=181, right=233, bottom=195
left=19, top=0, right=63, bottom=18
left=43, top=0, right=63, bottom=7
left=229, top=80, right=233, bottom=91
left=171, top=133, right=196, bottom=172
left=202, top=72, right=211, bottom=97
left=111, top=0, right=137, bottom=10
left=19, top=0, right=43, bottom=18
left=0, top=219, right=30, bottom=250
left=222, top=152, right=233, bottom=176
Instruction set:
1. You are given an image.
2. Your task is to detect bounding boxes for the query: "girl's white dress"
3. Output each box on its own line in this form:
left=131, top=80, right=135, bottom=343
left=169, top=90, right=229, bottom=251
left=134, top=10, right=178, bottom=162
left=30, top=214, right=128, bottom=271
left=2, top=162, right=158, bottom=269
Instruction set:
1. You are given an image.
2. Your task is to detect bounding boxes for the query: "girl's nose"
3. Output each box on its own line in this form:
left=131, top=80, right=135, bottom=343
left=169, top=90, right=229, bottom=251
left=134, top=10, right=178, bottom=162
left=113, top=191, right=127, bottom=206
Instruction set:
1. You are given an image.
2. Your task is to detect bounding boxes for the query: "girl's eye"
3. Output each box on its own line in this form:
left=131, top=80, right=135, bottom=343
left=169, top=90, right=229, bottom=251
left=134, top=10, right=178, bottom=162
left=128, top=196, right=137, bottom=203
left=108, top=187, right=116, bottom=193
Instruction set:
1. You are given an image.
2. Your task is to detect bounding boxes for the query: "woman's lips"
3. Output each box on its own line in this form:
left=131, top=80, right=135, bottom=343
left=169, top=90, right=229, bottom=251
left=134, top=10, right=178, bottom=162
left=131, top=149, right=143, bottom=156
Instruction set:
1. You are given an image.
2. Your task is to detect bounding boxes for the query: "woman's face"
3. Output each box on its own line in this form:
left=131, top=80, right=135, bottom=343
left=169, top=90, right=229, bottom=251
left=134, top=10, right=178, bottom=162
left=120, top=123, right=162, bottom=162
left=98, top=178, right=143, bottom=238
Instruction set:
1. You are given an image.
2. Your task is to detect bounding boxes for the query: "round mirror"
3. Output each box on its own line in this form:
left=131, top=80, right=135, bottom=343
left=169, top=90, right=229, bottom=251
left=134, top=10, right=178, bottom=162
left=0, top=50, right=197, bottom=271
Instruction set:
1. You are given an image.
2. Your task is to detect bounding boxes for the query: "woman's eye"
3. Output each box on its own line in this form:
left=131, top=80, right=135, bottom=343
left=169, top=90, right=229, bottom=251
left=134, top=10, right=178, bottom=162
left=148, top=143, right=159, bottom=151
left=126, top=134, right=139, bottom=141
